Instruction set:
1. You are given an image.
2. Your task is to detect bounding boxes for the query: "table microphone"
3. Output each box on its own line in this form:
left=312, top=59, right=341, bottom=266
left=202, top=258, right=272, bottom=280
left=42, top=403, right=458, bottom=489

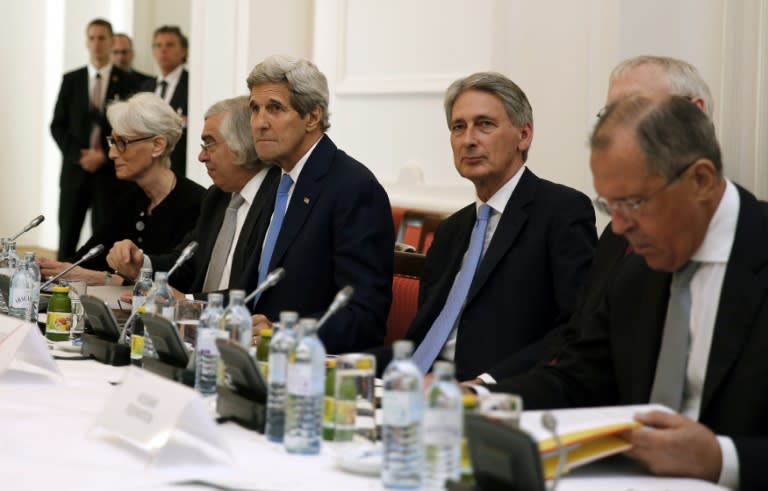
left=316, top=286, right=354, bottom=329
left=542, top=411, right=567, bottom=491
left=41, top=244, right=104, bottom=289
left=244, top=267, right=286, bottom=304
left=167, top=241, right=198, bottom=277
left=9, top=215, right=45, bottom=241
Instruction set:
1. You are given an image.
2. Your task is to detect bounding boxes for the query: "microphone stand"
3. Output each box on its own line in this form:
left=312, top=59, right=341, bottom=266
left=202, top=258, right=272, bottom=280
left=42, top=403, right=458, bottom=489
left=41, top=244, right=104, bottom=290
left=316, top=286, right=354, bottom=329
left=244, top=267, right=286, bottom=304
left=542, top=412, right=567, bottom=491
left=9, top=215, right=45, bottom=242
left=167, top=241, right=198, bottom=278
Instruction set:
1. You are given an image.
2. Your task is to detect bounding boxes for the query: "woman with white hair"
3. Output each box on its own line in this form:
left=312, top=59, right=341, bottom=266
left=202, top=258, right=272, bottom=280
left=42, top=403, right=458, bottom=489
left=39, top=93, right=204, bottom=285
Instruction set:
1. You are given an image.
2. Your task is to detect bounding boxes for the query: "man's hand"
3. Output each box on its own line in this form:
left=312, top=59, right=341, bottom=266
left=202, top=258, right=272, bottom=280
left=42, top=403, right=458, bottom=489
left=251, top=314, right=272, bottom=345
left=107, top=240, right=144, bottom=279
left=37, top=257, right=103, bottom=286
left=624, top=410, right=722, bottom=483
left=79, top=149, right=106, bottom=173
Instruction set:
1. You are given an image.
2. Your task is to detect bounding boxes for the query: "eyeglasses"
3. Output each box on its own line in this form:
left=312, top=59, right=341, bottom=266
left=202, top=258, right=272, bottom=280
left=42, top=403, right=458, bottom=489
left=200, top=140, right=221, bottom=152
left=106, top=135, right=155, bottom=153
left=593, top=159, right=698, bottom=217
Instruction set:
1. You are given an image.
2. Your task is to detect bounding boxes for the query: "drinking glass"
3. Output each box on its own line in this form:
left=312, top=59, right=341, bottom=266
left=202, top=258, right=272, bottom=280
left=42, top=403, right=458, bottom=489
left=62, top=280, right=86, bottom=343
left=334, top=353, right=377, bottom=443
left=174, top=299, right=205, bottom=346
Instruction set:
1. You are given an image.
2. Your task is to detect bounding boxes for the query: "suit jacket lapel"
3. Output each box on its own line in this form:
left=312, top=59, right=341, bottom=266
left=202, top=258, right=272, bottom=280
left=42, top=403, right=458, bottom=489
left=231, top=166, right=281, bottom=284
left=169, top=70, right=188, bottom=113
left=465, top=168, right=535, bottom=304
left=269, top=135, right=334, bottom=269
left=701, top=188, right=768, bottom=412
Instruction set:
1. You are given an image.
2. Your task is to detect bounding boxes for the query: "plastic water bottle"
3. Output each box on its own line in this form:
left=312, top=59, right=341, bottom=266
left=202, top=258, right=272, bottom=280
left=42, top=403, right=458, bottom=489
left=423, top=361, right=463, bottom=490
left=0, top=240, right=20, bottom=314
left=8, top=257, right=34, bottom=321
left=195, top=293, right=225, bottom=395
left=265, top=311, right=299, bottom=442
left=23, top=252, right=41, bottom=316
left=221, top=290, right=252, bottom=348
left=143, top=271, right=175, bottom=359
left=382, top=340, right=424, bottom=489
left=284, top=318, right=326, bottom=454
left=132, top=267, right=153, bottom=313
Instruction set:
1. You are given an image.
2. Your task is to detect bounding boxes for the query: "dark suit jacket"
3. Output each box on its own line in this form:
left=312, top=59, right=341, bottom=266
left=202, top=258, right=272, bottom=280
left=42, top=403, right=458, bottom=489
left=493, top=185, right=768, bottom=490
left=373, top=168, right=596, bottom=381
left=150, top=167, right=280, bottom=293
left=141, top=69, right=189, bottom=177
left=240, top=135, right=394, bottom=354
left=50, top=65, right=137, bottom=189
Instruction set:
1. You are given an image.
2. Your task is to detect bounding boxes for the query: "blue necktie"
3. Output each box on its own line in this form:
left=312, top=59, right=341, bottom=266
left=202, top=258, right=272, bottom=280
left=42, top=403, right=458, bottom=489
left=253, top=173, right=294, bottom=307
left=412, top=204, right=492, bottom=373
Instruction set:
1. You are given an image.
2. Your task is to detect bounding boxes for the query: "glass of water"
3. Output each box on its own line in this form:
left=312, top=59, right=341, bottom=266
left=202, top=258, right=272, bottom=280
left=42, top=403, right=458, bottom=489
left=174, top=299, right=205, bottom=347
left=334, top=353, right=377, bottom=443
left=62, top=280, right=86, bottom=344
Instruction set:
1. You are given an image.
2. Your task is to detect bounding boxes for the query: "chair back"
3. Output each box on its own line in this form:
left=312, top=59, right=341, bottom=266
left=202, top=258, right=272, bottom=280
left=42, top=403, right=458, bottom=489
left=385, top=251, right=425, bottom=344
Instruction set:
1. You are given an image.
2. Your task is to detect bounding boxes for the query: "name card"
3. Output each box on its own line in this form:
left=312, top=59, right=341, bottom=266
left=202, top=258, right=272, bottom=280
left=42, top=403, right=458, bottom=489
left=91, top=367, right=229, bottom=463
left=0, top=314, right=62, bottom=381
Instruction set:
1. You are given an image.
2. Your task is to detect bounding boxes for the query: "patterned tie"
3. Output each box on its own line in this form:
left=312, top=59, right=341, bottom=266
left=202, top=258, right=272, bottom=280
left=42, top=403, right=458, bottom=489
left=203, top=193, right=245, bottom=292
left=649, top=260, right=701, bottom=411
left=252, top=174, right=294, bottom=307
left=412, top=204, right=492, bottom=373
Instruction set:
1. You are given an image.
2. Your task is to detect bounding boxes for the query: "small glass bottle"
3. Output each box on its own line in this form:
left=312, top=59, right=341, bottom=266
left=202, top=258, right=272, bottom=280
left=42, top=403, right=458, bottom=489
left=23, top=252, right=41, bottom=317
left=221, top=290, right=252, bottom=348
left=195, top=293, right=225, bottom=395
left=423, top=361, right=463, bottom=490
left=265, top=311, right=299, bottom=442
left=9, top=256, right=34, bottom=321
left=46, top=286, right=73, bottom=341
left=129, top=306, right=146, bottom=367
left=322, top=357, right=338, bottom=441
left=256, top=327, right=272, bottom=376
left=132, top=267, right=153, bottom=313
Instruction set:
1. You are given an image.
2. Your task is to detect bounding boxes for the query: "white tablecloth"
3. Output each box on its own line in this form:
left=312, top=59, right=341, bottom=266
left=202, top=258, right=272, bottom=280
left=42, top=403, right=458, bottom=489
left=0, top=356, right=726, bottom=491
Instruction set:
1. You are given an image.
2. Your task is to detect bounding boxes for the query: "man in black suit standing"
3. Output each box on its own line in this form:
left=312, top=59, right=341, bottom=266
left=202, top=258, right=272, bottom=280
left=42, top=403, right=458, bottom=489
left=373, top=72, right=596, bottom=381
left=106, top=96, right=279, bottom=293
left=241, top=55, right=394, bottom=354
left=141, top=26, right=189, bottom=177
left=50, top=18, right=137, bottom=261
left=112, top=33, right=152, bottom=87
left=492, top=95, right=768, bottom=490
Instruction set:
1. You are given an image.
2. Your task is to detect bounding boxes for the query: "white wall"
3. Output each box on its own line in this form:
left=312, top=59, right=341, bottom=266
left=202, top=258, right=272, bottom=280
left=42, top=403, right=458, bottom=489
left=1, top=0, right=766, bottom=251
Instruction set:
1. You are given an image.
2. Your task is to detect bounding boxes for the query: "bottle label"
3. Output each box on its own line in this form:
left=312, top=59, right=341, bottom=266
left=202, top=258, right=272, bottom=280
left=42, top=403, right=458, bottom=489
left=46, top=311, right=73, bottom=334
left=131, top=334, right=145, bottom=359
left=196, top=329, right=219, bottom=356
left=10, top=288, right=32, bottom=309
left=286, top=364, right=312, bottom=396
left=268, top=353, right=287, bottom=384
left=161, top=306, right=174, bottom=321
left=382, top=392, right=423, bottom=426
left=424, top=408, right=462, bottom=445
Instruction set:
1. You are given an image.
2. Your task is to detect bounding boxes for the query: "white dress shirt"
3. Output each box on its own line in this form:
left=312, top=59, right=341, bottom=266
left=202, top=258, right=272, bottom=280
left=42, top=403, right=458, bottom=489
left=154, top=64, right=184, bottom=105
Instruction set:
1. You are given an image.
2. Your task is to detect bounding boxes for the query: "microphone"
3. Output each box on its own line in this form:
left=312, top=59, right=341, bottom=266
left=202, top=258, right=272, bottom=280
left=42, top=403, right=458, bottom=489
left=316, top=286, right=354, bottom=329
left=9, top=215, right=45, bottom=241
left=167, top=241, right=198, bottom=278
left=41, top=244, right=105, bottom=289
left=244, top=267, right=286, bottom=304
left=542, top=411, right=567, bottom=491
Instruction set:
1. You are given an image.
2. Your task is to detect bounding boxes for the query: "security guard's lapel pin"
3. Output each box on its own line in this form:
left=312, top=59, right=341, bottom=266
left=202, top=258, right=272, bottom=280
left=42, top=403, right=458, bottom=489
left=303, top=197, right=310, bottom=204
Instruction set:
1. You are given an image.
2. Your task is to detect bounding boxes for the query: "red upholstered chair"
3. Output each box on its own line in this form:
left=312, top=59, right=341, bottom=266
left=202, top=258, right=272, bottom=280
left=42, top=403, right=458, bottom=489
left=391, top=206, right=407, bottom=238
left=396, top=209, right=448, bottom=253
left=385, top=251, right=426, bottom=344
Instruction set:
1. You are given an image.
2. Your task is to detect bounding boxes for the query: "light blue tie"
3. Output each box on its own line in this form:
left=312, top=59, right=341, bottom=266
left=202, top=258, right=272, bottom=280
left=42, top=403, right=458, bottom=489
left=412, top=204, right=492, bottom=373
left=253, top=173, right=294, bottom=307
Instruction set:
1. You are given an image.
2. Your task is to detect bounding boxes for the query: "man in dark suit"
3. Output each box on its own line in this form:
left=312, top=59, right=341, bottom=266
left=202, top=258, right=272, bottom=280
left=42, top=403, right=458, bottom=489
left=493, top=95, right=768, bottom=489
left=112, top=33, right=153, bottom=87
left=50, top=18, right=138, bottom=261
left=373, top=72, right=596, bottom=382
left=106, top=96, right=278, bottom=293
left=141, top=26, right=189, bottom=177
left=241, top=55, right=394, bottom=354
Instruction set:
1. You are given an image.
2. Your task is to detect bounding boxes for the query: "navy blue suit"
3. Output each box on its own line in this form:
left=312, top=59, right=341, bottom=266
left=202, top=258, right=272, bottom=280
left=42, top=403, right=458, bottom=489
left=372, top=168, right=596, bottom=381
left=240, top=135, right=394, bottom=353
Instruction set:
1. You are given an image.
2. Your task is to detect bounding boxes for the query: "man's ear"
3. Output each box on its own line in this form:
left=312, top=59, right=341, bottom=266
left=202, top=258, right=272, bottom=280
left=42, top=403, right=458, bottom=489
left=305, top=106, right=323, bottom=133
left=518, top=122, right=533, bottom=152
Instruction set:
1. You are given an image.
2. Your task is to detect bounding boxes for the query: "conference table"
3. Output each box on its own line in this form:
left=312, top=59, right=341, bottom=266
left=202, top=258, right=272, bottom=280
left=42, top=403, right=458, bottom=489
left=0, top=346, right=728, bottom=491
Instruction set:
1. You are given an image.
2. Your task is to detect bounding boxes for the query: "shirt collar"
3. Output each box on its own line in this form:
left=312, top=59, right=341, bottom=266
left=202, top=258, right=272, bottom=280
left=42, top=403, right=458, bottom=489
left=691, top=179, right=739, bottom=264
left=475, top=165, right=526, bottom=214
left=158, top=64, right=183, bottom=85
left=87, top=63, right=112, bottom=79
left=284, top=136, right=323, bottom=185
left=237, top=166, right=270, bottom=205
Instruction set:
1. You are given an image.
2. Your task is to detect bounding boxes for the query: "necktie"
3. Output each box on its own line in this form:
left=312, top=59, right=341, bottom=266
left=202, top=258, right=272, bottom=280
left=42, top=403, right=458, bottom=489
left=649, top=260, right=701, bottom=411
left=159, top=80, right=168, bottom=99
left=253, top=174, right=294, bottom=307
left=203, top=193, right=245, bottom=292
left=89, top=73, right=103, bottom=150
left=91, top=73, right=102, bottom=111
left=412, top=204, right=492, bottom=373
